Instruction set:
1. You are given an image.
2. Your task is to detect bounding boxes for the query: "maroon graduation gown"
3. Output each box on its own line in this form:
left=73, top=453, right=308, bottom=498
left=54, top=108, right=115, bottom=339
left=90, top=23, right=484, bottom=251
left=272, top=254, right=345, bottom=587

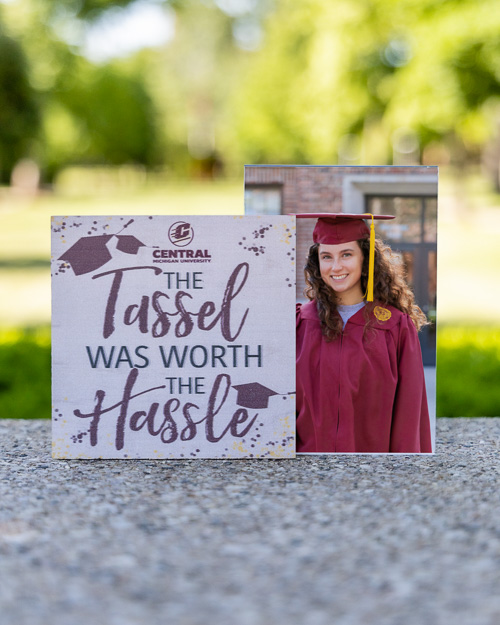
left=296, top=300, right=432, bottom=453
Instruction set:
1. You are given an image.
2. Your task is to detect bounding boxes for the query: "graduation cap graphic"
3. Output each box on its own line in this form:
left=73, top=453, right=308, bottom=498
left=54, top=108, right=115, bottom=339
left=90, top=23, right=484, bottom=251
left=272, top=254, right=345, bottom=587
left=232, top=383, right=294, bottom=409
left=59, top=235, right=114, bottom=276
left=58, top=220, right=146, bottom=276
left=115, top=235, right=146, bottom=255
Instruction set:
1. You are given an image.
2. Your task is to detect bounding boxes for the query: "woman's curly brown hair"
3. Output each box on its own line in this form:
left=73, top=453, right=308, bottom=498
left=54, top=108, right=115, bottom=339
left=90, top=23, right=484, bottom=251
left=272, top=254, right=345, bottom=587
left=304, top=238, right=429, bottom=340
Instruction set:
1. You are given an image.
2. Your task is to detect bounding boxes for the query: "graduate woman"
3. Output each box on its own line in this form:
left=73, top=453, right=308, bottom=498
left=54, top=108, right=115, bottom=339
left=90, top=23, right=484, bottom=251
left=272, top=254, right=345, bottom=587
left=295, top=213, right=432, bottom=453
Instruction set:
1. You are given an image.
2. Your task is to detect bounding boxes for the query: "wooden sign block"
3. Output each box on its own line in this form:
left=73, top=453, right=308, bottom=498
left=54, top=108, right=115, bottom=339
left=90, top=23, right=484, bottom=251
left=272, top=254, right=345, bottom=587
left=51, top=215, right=296, bottom=459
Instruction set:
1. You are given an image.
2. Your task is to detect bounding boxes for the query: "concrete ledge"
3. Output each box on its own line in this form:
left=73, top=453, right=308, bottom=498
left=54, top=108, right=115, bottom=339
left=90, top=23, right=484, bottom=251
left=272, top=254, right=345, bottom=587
left=0, top=418, right=498, bottom=625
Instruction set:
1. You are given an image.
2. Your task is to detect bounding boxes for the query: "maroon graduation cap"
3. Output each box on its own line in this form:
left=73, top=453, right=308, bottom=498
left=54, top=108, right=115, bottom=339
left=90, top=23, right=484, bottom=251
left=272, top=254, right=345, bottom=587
left=232, top=383, right=280, bottom=409
left=295, top=213, right=394, bottom=244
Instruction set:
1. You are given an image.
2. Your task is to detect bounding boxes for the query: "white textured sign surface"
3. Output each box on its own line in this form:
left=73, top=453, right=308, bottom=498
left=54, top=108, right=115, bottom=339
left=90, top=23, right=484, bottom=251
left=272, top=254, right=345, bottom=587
left=51, top=215, right=296, bottom=459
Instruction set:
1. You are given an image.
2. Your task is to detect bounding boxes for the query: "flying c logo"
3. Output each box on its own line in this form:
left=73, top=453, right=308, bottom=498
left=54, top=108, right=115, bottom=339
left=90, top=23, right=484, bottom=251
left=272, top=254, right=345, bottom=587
left=168, top=222, right=194, bottom=247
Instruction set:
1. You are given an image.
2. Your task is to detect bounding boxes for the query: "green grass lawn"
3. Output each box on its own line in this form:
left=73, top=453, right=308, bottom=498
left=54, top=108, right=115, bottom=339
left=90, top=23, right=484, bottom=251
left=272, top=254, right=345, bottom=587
left=0, top=177, right=244, bottom=259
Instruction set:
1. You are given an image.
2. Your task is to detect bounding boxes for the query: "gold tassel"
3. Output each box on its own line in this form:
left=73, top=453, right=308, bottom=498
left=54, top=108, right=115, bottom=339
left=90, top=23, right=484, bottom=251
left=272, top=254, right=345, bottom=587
left=367, top=215, right=375, bottom=302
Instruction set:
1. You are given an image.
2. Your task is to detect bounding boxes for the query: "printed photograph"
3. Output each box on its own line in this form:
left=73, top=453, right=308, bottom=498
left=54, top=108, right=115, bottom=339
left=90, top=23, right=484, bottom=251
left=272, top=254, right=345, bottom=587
left=245, top=165, right=438, bottom=454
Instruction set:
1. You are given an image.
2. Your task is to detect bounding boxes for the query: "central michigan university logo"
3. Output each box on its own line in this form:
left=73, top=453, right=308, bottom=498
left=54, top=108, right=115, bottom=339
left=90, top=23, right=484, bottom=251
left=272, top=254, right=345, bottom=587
left=168, top=221, right=194, bottom=247
left=158, top=221, right=211, bottom=262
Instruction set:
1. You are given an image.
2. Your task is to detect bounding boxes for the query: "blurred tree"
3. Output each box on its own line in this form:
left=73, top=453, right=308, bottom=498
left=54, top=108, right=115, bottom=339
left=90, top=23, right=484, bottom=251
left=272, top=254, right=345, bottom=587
left=44, top=57, right=163, bottom=178
left=0, top=0, right=269, bottom=181
left=0, top=30, right=40, bottom=184
left=227, top=0, right=500, bottom=167
left=57, top=0, right=139, bottom=18
left=0, top=0, right=168, bottom=182
left=8, top=0, right=500, bottom=181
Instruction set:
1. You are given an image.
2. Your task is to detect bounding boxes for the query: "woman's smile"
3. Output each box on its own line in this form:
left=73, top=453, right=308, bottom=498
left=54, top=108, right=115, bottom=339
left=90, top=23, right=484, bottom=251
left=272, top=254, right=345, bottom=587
left=330, top=273, right=348, bottom=280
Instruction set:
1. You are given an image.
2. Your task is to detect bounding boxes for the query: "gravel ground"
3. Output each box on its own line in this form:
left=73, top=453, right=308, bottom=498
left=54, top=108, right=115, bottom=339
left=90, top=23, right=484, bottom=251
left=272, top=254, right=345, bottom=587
left=0, top=418, right=499, bottom=625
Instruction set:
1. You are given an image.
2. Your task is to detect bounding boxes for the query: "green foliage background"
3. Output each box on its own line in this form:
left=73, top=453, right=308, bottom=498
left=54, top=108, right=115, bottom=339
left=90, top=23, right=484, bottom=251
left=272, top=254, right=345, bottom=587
left=0, top=328, right=51, bottom=420
left=1, top=0, right=500, bottom=418
left=2, top=0, right=500, bottom=181
left=436, top=328, right=500, bottom=417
